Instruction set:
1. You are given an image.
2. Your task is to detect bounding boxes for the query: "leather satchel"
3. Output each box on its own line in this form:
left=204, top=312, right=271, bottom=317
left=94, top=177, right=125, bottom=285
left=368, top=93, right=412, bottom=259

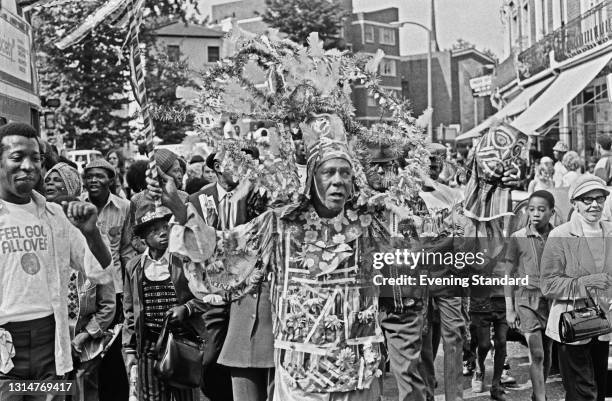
left=154, top=316, right=205, bottom=388
left=559, top=282, right=612, bottom=343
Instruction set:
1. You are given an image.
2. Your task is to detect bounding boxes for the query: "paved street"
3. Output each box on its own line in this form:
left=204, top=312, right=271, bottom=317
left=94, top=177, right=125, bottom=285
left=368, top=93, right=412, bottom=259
left=381, top=341, right=566, bottom=401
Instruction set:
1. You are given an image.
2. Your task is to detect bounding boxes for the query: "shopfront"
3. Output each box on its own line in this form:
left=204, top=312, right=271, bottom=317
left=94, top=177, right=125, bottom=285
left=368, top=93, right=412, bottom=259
left=0, top=0, right=40, bottom=128
left=568, top=72, right=612, bottom=161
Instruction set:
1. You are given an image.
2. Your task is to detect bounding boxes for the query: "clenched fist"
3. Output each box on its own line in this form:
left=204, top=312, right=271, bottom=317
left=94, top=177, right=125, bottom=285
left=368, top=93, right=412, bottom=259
left=63, top=201, right=99, bottom=234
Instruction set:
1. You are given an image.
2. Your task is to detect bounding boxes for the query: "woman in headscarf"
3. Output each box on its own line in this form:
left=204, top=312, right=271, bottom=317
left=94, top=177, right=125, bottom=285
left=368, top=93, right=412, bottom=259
left=44, top=162, right=83, bottom=202
left=43, top=162, right=116, bottom=401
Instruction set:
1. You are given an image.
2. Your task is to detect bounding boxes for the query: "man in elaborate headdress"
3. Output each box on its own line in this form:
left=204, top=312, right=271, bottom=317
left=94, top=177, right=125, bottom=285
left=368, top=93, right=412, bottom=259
left=153, top=112, right=389, bottom=400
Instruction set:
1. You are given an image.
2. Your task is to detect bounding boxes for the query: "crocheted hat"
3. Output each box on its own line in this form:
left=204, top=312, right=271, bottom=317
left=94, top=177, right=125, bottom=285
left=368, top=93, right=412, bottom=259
left=45, top=162, right=82, bottom=198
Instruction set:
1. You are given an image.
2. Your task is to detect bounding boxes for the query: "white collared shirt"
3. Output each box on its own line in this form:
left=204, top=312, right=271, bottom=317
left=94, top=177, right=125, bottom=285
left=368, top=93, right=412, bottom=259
left=142, top=248, right=170, bottom=281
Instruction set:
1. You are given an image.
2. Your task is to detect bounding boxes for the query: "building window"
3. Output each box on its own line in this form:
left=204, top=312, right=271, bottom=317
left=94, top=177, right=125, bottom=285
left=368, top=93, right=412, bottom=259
left=208, top=46, right=220, bottom=63
left=365, top=25, right=375, bottom=43
left=167, top=45, right=180, bottom=62
left=379, top=28, right=396, bottom=45
left=367, top=95, right=377, bottom=107
left=380, top=59, right=396, bottom=76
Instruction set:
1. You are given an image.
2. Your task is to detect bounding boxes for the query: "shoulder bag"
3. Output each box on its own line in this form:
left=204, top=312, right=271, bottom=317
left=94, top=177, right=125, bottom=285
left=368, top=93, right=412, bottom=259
left=154, top=316, right=206, bottom=388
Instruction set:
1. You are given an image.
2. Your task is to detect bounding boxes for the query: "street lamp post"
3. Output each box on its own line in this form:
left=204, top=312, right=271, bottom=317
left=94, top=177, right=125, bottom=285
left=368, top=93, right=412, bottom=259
left=392, top=21, right=433, bottom=141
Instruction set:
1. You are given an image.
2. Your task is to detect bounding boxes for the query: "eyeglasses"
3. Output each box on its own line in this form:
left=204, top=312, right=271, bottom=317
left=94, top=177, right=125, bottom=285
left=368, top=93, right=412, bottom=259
left=577, top=195, right=607, bottom=205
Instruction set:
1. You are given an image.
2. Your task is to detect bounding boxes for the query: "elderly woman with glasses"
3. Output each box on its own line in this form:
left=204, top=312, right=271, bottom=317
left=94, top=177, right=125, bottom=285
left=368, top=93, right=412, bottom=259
left=541, top=175, right=612, bottom=401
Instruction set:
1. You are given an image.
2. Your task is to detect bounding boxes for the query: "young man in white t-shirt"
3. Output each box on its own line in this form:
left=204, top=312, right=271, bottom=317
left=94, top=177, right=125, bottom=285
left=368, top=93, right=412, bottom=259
left=0, top=123, right=112, bottom=397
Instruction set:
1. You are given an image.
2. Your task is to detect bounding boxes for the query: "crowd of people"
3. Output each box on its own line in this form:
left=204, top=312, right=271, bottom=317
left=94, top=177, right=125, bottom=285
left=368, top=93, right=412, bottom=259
left=0, top=114, right=612, bottom=401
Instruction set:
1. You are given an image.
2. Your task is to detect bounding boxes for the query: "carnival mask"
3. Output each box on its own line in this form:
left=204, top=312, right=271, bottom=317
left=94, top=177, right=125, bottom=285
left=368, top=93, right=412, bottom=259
left=474, top=122, right=527, bottom=183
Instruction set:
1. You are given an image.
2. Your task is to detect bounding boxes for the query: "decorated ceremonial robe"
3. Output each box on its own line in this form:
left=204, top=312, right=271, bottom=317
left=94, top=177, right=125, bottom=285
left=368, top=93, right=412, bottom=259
left=171, top=201, right=387, bottom=399
left=169, top=113, right=389, bottom=400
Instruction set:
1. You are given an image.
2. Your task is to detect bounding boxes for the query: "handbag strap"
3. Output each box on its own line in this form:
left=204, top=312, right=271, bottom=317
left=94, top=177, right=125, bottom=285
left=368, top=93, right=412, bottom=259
left=567, top=279, right=577, bottom=312
left=567, top=279, right=599, bottom=310
left=583, top=285, right=599, bottom=308
left=155, top=316, right=172, bottom=356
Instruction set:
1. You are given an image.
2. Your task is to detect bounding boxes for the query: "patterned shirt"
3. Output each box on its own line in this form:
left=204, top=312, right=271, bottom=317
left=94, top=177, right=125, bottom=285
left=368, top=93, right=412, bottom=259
left=81, top=193, right=134, bottom=294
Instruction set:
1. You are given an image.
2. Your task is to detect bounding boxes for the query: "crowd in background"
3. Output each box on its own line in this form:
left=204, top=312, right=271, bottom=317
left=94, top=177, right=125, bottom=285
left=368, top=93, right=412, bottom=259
left=2, top=117, right=612, bottom=401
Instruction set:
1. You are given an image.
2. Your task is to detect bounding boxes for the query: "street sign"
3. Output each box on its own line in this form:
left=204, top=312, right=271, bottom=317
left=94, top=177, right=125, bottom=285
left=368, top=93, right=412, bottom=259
left=470, top=75, right=492, bottom=97
left=0, top=8, right=32, bottom=87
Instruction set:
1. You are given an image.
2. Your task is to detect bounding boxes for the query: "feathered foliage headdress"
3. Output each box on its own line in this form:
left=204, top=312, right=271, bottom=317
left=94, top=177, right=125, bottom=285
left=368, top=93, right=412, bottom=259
left=193, top=27, right=430, bottom=206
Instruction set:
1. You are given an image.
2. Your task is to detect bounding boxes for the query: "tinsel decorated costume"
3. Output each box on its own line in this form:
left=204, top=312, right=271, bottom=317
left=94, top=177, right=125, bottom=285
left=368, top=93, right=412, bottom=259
left=166, top=27, right=432, bottom=400
left=170, top=113, right=399, bottom=399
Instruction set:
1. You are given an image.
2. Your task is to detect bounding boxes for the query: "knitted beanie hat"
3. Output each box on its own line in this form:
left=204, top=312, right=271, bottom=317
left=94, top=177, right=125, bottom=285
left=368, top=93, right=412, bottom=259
left=154, top=149, right=179, bottom=173
left=45, top=162, right=82, bottom=198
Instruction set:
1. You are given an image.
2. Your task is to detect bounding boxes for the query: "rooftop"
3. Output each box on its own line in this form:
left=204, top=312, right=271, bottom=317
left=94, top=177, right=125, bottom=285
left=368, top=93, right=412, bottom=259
left=154, top=22, right=225, bottom=38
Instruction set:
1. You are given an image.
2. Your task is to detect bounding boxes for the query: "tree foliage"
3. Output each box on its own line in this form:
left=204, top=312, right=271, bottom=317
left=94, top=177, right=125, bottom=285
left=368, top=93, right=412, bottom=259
left=261, top=0, right=347, bottom=47
left=34, top=3, right=131, bottom=150
left=33, top=0, right=199, bottom=150
left=144, top=43, right=196, bottom=144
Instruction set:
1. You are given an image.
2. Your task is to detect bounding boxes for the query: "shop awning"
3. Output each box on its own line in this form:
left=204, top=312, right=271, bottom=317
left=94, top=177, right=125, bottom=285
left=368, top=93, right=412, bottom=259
left=511, top=53, right=612, bottom=134
left=455, top=76, right=555, bottom=141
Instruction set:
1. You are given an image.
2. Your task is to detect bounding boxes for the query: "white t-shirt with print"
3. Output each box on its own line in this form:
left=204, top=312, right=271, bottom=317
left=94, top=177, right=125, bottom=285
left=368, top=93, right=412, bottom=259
left=0, top=200, right=53, bottom=324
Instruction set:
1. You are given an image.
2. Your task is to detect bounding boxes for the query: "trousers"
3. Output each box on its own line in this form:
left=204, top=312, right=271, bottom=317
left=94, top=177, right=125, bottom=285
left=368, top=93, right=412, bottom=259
left=230, top=367, right=274, bottom=401
left=419, top=297, right=464, bottom=401
left=380, top=302, right=427, bottom=401
left=0, top=315, right=59, bottom=401
left=557, top=339, right=608, bottom=401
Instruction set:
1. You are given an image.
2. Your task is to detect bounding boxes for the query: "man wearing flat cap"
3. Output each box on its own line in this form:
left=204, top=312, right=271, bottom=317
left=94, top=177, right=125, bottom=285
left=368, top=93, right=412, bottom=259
left=81, top=158, right=135, bottom=400
left=82, top=159, right=134, bottom=311
left=540, top=174, right=612, bottom=400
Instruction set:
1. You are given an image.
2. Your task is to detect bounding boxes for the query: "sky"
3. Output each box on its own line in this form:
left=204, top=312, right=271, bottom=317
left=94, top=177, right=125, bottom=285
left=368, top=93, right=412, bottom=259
left=198, top=0, right=507, bottom=59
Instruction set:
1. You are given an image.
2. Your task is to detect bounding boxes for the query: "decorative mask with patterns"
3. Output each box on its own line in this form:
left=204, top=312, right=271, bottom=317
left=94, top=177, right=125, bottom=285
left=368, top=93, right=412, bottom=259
left=474, top=122, right=527, bottom=183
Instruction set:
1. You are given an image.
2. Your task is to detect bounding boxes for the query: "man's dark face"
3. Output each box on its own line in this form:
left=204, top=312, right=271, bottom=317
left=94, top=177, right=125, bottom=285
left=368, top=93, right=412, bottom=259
left=429, top=158, right=442, bottom=181
left=229, top=116, right=238, bottom=124
left=0, top=135, right=41, bottom=203
left=214, top=160, right=238, bottom=189
left=313, top=158, right=353, bottom=213
left=553, top=150, right=565, bottom=162
left=366, top=161, right=396, bottom=192
left=84, top=167, right=111, bottom=199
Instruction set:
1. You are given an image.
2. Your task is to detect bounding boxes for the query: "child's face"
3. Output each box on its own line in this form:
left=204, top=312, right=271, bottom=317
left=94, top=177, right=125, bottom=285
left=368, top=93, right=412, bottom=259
left=528, top=196, right=554, bottom=230
left=144, top=219, right=170, bottom=251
